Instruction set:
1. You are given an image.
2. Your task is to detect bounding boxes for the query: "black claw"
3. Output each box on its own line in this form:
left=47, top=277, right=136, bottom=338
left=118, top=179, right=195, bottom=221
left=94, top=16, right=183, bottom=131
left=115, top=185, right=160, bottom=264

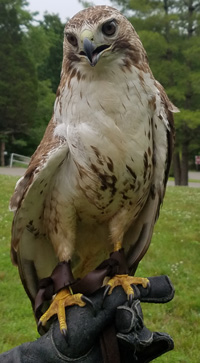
left=103, top=285, right=110, bottom=301
left=81, top=295, right=95, bottom=314
left=128, top=293, right=134, bottom=306
left=61, top=328, right=68, bottom=338
left=37, top=320, right=45, bottom=334
left=37, top=320, right=43, bottom=333
left=101, top=285, right=111, bottom=308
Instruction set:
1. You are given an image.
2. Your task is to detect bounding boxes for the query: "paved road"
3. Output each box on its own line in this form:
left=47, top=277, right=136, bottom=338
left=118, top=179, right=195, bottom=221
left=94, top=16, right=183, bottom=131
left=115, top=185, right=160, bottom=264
left=167, top=171, right=200, bottom=188
left=0, top=167, right=26, bottom=177
left=167, top=180, right=200, bottom=188
left=1, top=167, right=200, bottom=187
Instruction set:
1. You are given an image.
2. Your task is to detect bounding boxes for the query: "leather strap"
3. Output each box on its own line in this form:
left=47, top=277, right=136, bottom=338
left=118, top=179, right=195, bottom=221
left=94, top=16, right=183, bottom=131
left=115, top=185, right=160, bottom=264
left=110, top=249, right=129, bottom=275
left=34, top=249, right=129, bottom=362
left=35, top=261, right=75, bottom=320
left=100, top=325, right=121, bottom=363
left=71, top=257, right=119, bottom=295
left=34, top=249, right=128, bottom=321
left=99, top=249, right=127, bottom=363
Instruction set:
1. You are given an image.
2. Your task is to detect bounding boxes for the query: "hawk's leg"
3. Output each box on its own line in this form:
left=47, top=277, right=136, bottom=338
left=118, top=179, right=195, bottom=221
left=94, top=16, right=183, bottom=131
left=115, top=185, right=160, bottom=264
left=36, top=261, right=93, bottom=335
left=105, top=241, right=149, bottom=301
left=39, top=288, right=86, bottom=335
left=39, top=198, right=90, bottom=333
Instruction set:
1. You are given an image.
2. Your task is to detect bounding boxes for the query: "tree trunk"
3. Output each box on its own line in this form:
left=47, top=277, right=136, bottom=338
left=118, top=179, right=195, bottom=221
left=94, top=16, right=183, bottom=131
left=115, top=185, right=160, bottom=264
left=180, top=142, right=189, bottom=185
left=173, top=144, right=189, bottom=186
left=0, top=140, right=5, bottom=166
left=173, top=152, right=181, bottom=185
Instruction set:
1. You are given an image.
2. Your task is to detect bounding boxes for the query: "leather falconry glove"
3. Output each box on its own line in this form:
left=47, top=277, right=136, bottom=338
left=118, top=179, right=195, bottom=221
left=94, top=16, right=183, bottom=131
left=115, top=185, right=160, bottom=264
left=0, top=275, right=174, bottom=363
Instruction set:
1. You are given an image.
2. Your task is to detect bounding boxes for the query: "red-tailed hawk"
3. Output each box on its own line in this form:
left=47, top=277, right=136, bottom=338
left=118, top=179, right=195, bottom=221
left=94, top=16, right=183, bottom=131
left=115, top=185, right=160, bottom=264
left=10, top=6, right=177, bottom=333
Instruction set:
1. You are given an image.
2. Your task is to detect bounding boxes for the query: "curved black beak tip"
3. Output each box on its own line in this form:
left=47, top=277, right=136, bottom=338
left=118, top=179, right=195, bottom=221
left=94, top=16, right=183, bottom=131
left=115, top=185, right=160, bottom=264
left=83, top=38, right=96, bottom=66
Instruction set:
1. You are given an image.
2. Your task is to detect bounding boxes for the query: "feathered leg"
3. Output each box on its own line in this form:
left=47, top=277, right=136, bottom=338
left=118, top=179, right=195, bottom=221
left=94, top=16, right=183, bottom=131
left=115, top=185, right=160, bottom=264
left=105, top=208, right=150, bottom=301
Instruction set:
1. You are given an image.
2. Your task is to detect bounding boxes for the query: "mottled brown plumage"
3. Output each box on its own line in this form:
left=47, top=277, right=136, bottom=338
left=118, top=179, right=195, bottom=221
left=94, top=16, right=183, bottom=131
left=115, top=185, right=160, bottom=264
left=10, top=6, right=177, bottom=316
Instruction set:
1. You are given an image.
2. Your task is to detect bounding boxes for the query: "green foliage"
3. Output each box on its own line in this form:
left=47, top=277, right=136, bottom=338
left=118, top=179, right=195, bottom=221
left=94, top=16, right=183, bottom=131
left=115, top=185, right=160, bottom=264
left=111, top=0, right=200, bottom=177
left=37, top=14, right=65, bottom=93
left=175, top=109, right=200, bottom=129
left=26, top=25, right=50, bottom=68
left=25, top=80, right=55, bottom=155
left=1, top=0, right=200, bottom=169
left=0, top=1, right=66, bottom=159
left=78, top=0, right=94, bottom=9
left=0, top=0, right=38, bottom=159
left=0, top=174, right=200, bottom=361
left=24, top=13, right=65, bottom=154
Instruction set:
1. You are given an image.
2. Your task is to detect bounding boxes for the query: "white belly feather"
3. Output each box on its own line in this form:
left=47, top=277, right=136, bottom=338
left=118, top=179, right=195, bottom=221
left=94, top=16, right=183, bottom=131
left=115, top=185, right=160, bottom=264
left=44, top=65, right=157, bottom=269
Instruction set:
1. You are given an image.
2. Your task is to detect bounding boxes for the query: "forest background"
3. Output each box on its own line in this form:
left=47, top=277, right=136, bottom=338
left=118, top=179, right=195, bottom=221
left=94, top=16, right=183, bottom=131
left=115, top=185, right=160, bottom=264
left=0, top=0, right=200, bottom=185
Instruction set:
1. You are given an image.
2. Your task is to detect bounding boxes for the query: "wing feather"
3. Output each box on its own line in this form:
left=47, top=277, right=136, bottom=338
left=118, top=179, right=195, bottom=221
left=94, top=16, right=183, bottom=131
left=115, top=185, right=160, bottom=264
left=10, top=116, right=68, bottom=264
left=125, top=85, right=177, bottom=273
left=10, top=116, right=68, bottom=308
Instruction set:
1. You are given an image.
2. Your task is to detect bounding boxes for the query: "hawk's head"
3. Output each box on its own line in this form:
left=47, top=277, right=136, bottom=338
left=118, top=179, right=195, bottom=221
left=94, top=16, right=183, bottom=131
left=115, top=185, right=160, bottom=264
left=62, top=6, right=148, bottom=74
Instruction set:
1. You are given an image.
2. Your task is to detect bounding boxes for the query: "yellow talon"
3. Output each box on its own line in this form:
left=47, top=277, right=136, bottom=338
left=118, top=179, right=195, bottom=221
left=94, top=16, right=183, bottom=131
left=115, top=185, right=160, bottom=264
left=39, top=288, right=86, bottom=333
left=107, top=274, right=149, bottom=299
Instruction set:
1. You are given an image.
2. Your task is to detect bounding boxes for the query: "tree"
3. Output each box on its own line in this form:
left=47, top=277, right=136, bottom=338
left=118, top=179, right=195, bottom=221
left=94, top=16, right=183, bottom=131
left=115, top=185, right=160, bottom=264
left=110, top=0, right=200, bottom=185
left=25, top=20, right=59, bottom=153
left=37, top=14, right=65, bottom=93
left=0, top=0, right=38, bottom=165
left=170, top=1, right=200, bottom=184
left=25, top=80, right=55, bottom=155
left=22, top=13, right=65, bottom=154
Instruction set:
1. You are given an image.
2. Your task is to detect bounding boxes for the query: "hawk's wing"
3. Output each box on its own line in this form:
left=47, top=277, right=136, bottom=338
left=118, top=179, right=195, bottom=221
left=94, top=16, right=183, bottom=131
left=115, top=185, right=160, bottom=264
left=10, top=117, right=68, bottom=305
left=125, top=83, right=177, bottom=273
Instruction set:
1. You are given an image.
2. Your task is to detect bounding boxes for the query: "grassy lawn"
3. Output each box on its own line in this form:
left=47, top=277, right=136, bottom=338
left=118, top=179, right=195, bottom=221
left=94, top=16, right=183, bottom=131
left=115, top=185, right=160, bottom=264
left=0, top=175, right=39, bottom=353
left=0, top=174, right=200, bottom=362
left=168, top=176, right=200, bottom=183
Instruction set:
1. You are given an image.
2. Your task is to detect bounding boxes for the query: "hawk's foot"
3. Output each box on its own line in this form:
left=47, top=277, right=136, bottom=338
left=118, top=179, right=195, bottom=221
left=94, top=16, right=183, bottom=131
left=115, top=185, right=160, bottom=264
left=39, top=288, right=86, bottom=335
left=104, top=274, right=149, bottom=302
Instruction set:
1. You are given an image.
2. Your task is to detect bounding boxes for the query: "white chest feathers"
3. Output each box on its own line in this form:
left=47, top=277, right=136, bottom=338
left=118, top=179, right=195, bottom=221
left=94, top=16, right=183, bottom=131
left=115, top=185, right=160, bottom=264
left=52, top=66, right=158, bottom=219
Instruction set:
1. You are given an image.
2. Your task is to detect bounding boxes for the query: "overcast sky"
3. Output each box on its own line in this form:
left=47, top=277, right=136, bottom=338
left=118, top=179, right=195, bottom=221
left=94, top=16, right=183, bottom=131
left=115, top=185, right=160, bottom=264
left=27, top=0, right=113, bottom=23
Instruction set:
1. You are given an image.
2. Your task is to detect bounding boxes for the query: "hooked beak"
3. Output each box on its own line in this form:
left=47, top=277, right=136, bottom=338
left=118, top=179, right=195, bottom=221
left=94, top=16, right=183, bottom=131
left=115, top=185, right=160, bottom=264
left=80, top=38, right=111, bottom=67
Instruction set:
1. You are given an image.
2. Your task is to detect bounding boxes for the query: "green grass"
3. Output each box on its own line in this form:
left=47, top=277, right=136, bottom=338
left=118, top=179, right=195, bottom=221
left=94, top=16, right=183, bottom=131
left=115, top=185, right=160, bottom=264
left=137, top=186, right=200, bottom=363
left=168, top=176, right=199, bottom=183
left=0, top=175, right=39, bottom=353
left=11, top=162, right=28, bottom=168
left=0, top=174, right=200, bottom=361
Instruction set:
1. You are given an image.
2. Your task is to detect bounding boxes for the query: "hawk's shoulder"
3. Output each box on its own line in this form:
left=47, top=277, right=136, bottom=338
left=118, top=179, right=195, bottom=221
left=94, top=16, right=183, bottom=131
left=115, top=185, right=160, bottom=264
left=10, top=117, right=67, bottom=212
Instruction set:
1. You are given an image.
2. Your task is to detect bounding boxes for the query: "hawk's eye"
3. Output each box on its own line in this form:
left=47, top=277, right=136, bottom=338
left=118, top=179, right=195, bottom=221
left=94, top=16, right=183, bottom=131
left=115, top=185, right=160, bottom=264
left=66, top=33, right=78, bottom=47
left=102, top=20, right=117, bottom=36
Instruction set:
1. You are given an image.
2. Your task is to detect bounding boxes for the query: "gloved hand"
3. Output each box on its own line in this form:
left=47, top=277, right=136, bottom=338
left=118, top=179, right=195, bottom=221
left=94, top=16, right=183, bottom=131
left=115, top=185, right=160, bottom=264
left=0, top=275, right=174, bottom=363
left=116, top=300, right=174, bottom=363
